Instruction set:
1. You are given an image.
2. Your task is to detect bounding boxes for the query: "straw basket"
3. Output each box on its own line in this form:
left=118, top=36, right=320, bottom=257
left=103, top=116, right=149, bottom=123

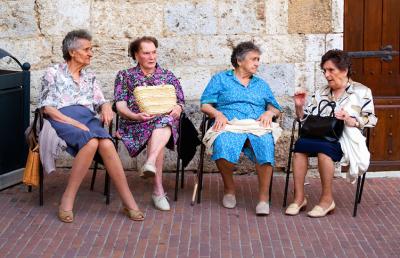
left=133, top=84, right=177, bottom=115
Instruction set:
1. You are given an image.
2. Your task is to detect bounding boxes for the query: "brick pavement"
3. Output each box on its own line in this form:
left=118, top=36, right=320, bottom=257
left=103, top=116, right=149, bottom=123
left=0, top=169, right=399, bottom=258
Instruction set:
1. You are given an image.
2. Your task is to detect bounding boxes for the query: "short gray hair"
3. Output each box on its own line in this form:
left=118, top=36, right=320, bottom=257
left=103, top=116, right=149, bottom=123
left=62, top=29, right=92, bottom=61
left=230, top=41, right=261, bottom=68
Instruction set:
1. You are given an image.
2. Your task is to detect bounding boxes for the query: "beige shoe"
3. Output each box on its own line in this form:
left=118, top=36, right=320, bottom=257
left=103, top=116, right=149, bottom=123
left=256, top=201, right=269, bottom=215
left=152, top=193, right=170, bottom=211
left=285, top=198, right=307, bottom=216
left=307, top=201, right=335, bottom=218
left=222, top=194, right=236, bottom=209
left=140, top=163, right=156, bottom=179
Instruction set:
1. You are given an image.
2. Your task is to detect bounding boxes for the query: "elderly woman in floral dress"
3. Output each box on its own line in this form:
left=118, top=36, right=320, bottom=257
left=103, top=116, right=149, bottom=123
left=39, top=29, right=143, bottom=223
left=114, top=36, right=185, bottom=211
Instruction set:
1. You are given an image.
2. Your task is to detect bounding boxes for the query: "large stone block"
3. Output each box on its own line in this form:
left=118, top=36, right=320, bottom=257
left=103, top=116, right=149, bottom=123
left=195, top=35, right=244, bottom=66
left=265, top=0, right=288, bottom=35
left=37, top=0, right=90, bottom=36
left=254, top=35, right=305, bottom=64
left=0, top=0, right=39, bottom=38
left=288, top=0, right=332, bottom=34
left=0, top=37, right=52, bottom=69
left=257, top=63, right=295, bottom=97
left=90, top=38, right=132, bottom=72
left=171, top=66, right=213, bottom=101
left=305, top=34, right=326, bottom=62
left=164, top=1, right=217, bottom=35
left=326, top=33, right=343, bottom=50
left=91, top=1, right=163, bottom=38
left=157, top=36, right=197, bottom=66
left=217, top=0, right=265, bottom=34
left=332, top=0, right=344, bottom=33
left=294, top=62, right=315, bottom=93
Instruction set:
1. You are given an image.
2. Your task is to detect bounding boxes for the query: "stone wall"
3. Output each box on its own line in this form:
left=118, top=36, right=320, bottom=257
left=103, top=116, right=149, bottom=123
left=0, top=0, right=344, bottom=172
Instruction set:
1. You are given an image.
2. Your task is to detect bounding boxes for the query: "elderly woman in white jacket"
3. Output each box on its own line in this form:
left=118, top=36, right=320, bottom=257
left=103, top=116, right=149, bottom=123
left=286, top=49, right=377, bottom=218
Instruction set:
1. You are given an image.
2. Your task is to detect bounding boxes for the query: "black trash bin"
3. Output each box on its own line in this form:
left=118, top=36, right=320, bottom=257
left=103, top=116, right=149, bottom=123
left=0, top=48, right=30, bottom=190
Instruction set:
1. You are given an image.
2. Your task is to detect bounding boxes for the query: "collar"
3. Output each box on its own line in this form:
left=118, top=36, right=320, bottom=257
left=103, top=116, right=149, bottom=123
left=134, top=63, right=162, bottom=77
left=226, top=69, right=258, bottom=84
left=320, top=80, right=354, bottom=97
left=61, top=62, right=87, bottom=78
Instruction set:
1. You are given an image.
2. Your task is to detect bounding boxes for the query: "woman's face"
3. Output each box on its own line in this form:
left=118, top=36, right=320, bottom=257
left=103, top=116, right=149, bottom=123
left=237, top=51, right=260, bottom=75
left=69, top=39, right=93, bottom=66
left=322, top=60, right=348, bottom=89
left=135, top=41, right=157, bottom=71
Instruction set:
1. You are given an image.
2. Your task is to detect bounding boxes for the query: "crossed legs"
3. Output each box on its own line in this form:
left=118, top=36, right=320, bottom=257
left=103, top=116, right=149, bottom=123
left=145, top=127, right=172, bottom=196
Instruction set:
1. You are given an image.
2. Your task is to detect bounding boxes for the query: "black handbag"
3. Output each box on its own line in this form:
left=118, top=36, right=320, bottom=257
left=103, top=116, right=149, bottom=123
left=299, top=99, right=344, bottom=142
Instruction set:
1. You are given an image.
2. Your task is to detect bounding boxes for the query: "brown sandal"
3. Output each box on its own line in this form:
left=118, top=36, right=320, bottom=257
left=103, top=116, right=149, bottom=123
left=58, top=207, right=74, bottom=223
left=123, top=207, right=145, bottom=221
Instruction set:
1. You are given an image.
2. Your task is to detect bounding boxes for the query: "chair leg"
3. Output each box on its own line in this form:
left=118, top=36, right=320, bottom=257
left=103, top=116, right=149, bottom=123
left=104, top=171, right=110, bottom=205
left=28, top=186, right=32, bottom=192
left=353, top=175, right=362, bottom=217
left=91, top=161, right=98, bottom=191
left=269, top=169, right=273, bottom=205
left=174, top=156, right=180, bottom=201
left=39, top=163, right=44, bottom=206
left=358, top=172, right=367, bottom=203
left=180, top=162, right=185, bottom=189
left=283, top=169, right=291, bottom=208
left=197, top=143, right=206, bottom=204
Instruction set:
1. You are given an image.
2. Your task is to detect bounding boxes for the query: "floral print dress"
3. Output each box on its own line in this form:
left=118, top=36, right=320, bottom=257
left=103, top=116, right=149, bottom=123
left=114, top=64, right=185, bottom=157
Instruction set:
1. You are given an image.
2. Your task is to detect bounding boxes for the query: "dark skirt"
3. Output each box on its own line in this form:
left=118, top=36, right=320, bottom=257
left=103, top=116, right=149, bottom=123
left=48, top=105, right=112, bottom=156
left=294, top=137, right=343, bottom=162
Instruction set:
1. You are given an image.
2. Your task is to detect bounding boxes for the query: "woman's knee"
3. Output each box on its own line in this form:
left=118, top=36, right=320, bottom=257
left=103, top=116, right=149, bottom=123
left=85, top=138, right=99, bottom=150
left=98, top=139, right=116, bottom=152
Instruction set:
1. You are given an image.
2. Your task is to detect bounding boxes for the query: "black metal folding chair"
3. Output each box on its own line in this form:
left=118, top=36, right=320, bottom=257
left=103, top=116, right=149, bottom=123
left=192, top=114, right=275, bottom=205
left=282, top=119, right=371, bottom=217
left=28, top=108, right=111, bottom=205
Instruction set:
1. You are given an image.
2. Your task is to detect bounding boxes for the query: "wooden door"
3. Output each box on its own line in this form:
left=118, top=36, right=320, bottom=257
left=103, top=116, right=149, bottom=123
left=344, top=0, right=400, bottom=171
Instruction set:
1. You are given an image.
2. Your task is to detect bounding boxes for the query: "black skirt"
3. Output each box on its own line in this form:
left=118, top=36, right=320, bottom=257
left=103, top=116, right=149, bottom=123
left=293, top=137, right=343, bottom=162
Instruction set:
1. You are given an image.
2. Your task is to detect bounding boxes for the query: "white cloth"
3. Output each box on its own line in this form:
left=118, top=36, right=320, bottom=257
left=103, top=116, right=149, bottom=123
left=202, top=118, right=282, bottom=155
left=339, top=126, right=370, bottom=182
left=38, top=120, right=67, bottom=174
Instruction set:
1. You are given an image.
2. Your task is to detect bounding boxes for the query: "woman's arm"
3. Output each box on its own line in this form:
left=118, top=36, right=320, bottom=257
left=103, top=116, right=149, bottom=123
left=43, top=106, right=89, bottom=131
left=200, top=103, right=227, bottom=131
left=115, top=101, right=154, bottom=122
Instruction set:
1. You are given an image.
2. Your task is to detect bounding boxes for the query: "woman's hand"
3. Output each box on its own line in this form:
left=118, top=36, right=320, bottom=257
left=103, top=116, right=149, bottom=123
left=335, top=108, right=358, bottom=127
left=100, top=103, right=113, bottom=126
left=73, top=122, right=90, bottom=131
left=213, top=112, right=228, bottom=132
left=293, top=88, right=307, bottom=108
left=135, top=113, right=155, bottom=122
left=169, top=104, right=183, bottom=120
left=257, top=110, right=275, bottom=128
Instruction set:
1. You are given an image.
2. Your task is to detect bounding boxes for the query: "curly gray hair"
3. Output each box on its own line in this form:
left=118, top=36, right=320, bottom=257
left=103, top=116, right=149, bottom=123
left=62, top=29, right=92, bottom=61
left=230, top=41, right=261, bottom=68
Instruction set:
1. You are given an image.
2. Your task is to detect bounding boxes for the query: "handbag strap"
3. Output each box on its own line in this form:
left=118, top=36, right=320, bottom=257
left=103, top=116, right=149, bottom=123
left=317, top=99, right=336, bottom=117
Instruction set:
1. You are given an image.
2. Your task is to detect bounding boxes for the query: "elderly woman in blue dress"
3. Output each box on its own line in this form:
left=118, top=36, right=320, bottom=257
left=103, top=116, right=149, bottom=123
left=285, top=49, right=377, bottom=217
left=39, top=29, right=143, bottom=223
left=200, top=42, right=281, bottom=215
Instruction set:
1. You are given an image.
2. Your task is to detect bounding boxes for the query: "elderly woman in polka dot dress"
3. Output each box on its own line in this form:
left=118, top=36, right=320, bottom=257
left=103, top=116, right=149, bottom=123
left=200, top=41, right=282, bottom=215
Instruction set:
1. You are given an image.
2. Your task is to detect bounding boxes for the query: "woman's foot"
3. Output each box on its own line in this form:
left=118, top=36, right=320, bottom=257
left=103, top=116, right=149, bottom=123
left=307, top=201, right=335, bottom=218
left=140, top=162, right=156, bottom=179
left=285, top=198, right=308, bottom=216
left=58, top=206, right=73, bottom=223
left=222, top=194, right=236, bottom=209
left=123, top=207, right=145, bottom=221
left=152, top=193, right=170, bottom=211
left=256, top=201, right=269, bottom=215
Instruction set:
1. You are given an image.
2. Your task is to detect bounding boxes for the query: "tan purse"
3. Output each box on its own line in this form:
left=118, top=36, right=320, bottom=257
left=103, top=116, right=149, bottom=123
left=23, top=145, right=40, bottom=187
left=133, top=84, right=177, bottom=115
